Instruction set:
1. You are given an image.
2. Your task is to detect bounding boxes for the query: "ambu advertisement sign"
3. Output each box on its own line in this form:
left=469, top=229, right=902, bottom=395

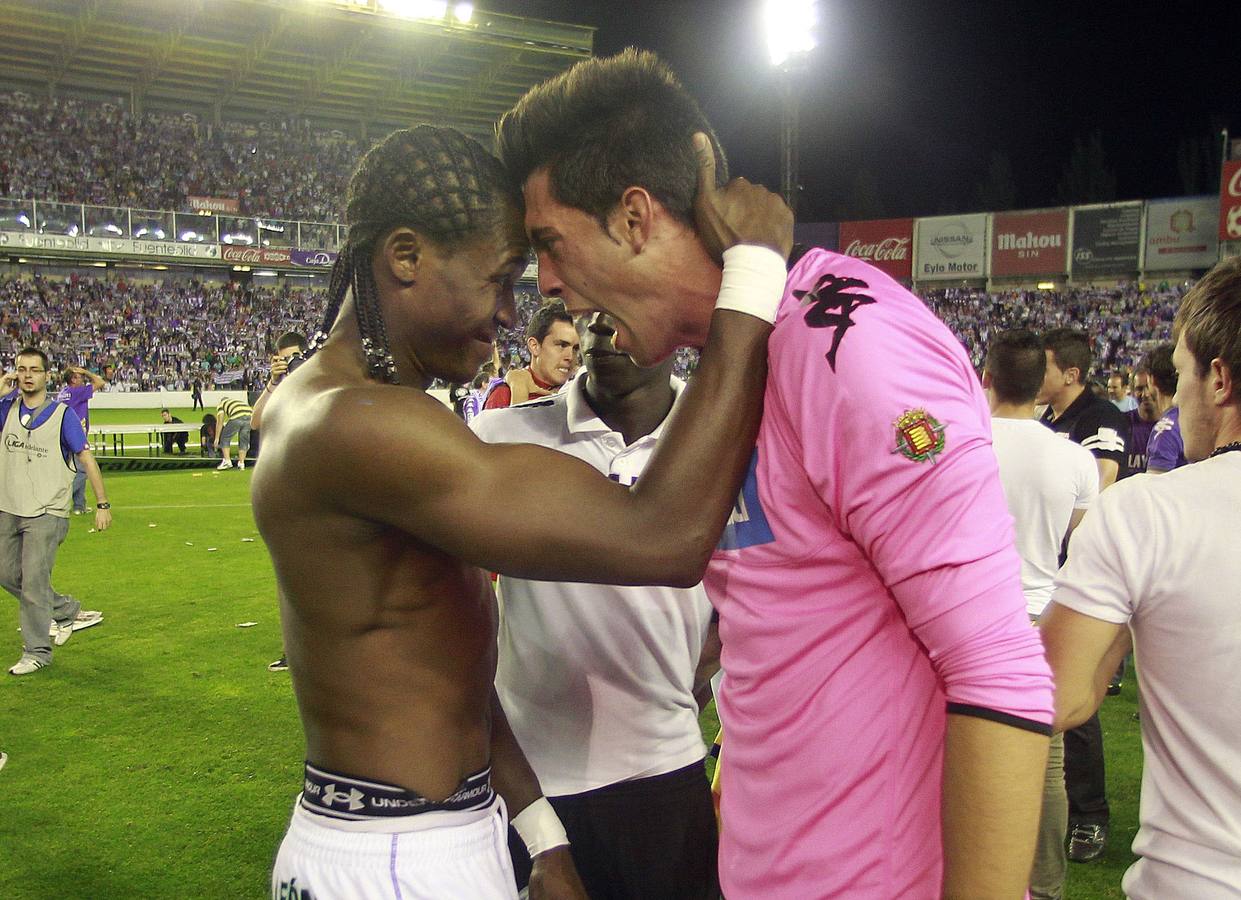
left=1144, top=197, right=1219, bottom=270
left=837, top=218, right=913, bottom=280
left=990, top=209, right=1068, bottom=276
left=915, top=214, right=988, bottom=280
left=1072, top=203, right=1141, bottom=276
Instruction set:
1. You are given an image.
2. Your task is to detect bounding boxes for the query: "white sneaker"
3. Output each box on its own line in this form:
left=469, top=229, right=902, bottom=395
left=216, top=460, right=233, bottom=470
left=51, top=620, right=73, bottom=647
left=8, top=655, right=48, bottom=676
left=0, top=750, right=7, bottom=772
left=237, top=461, right=246, bottom=470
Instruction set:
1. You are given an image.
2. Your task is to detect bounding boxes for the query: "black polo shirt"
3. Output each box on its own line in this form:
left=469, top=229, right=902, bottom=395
left=1040, top=387, right=1130, bottom=478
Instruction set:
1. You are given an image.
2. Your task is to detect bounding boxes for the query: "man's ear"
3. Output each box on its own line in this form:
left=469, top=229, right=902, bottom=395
left=981, top=370, right=993, bottom=390
left=1211, top=357, right=1235, bottom=406
left=526, top=335, right=541, bottom=359
left=380, top=227, right=423, bottom=286
left=612, top=186, right=655, bottom=252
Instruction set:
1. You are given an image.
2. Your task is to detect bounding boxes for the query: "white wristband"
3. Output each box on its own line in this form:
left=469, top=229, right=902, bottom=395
left=511, top=796, right=569, bottom=857
left=714, top=244, right=787, bottom=325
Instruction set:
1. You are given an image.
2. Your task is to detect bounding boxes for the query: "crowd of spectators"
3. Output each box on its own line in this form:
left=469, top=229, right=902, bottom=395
left=0, top=91, right=360, bottom=224
left=0, top=272, right=322, bottom=391
left=0, top=270, right=1186, bottom=393
left=919, top=283, right=1186, bottom=375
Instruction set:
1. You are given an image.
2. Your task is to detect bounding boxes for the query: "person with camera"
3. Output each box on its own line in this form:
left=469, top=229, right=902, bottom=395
left=250, top=331, right=306, bottom=673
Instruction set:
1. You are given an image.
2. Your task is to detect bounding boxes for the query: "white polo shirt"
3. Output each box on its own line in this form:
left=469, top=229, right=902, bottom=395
left=1052, top=453, right=1241, bottom=899
left=470, top=372, right=713, bottom=796
left=991, top=417, right=1098, bottom=616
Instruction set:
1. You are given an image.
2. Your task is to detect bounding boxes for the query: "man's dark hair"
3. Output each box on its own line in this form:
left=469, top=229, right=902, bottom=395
left=1174, top=256, right=1241, bottom=403
left=526, top=300, right=573, bottom=344
left=161, top=407, right=170, bottom=414
left=985, top=329, right=1047, bottom=405
left=1108, top=370, right=1129, bottom=386
left=497, top=48, right=728, bottom=230
left=311, top=126, right=521, bottom=384
left=276, top=331, right=307, bottom=353
left=1140, top=343, right=1178, bottom=397
left=16, top=347, right=49, bottom=369
left=1041, top=328, right=1091, bottom=383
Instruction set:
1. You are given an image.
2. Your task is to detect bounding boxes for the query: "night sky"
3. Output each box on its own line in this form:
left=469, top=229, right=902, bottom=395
left=491, top=0, right=1241, bottom=223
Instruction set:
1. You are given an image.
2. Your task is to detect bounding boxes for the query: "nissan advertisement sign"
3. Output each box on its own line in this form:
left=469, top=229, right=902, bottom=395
left=914, top=213, right=989, bottom=280
left=1144, top=197, right=1220, bottom=271
left=990, top=209, right=1069, bottom=276
left=1071, top=203, right=1142, bottom=277
left=837, top=218, right=913, bottom=280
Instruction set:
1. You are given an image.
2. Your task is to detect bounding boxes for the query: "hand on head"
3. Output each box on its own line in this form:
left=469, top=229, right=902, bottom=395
left=691, top=132, right=793, bottom=264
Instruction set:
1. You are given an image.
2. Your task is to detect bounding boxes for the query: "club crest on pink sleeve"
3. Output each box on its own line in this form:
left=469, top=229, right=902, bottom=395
left=892, top=408, right=947, bottom=463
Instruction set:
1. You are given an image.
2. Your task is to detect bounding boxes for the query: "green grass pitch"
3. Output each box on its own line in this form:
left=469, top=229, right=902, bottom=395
left=0, top=435, right=1143, bottom=898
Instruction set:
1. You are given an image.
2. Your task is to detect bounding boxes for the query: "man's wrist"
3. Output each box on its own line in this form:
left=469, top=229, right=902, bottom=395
left=96, top=502, right=111, bottom=509
left=512, top=796, right=569, bottom=856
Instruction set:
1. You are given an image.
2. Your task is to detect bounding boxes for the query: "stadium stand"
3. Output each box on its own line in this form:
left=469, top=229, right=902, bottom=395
left=0, top=92, right=359, bottom=225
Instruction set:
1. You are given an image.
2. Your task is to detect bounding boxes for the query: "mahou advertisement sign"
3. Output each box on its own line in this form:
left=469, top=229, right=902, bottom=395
left=838, top=218, right=913, bottom=280
left=990, top=209, right=1069, bottom=276
left=1220, top=160, right=1241, bottom=241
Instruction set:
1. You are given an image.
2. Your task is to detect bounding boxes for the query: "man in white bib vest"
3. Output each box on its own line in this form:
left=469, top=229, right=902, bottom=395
left=0, top=348, right=112, bottom=675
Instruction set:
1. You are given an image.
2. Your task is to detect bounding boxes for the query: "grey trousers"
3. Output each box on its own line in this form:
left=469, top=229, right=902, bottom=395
left=1030, top=731, right=1068, bottom=900
left=0, top=511, right=77, bottom=663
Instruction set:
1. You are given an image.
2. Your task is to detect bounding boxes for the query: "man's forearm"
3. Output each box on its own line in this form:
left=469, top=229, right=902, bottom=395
left=942, top=715, right=1048, bottom=899
left=487, top=689, right=544, bottom=816
left=79, top=451, right=108, bottom=505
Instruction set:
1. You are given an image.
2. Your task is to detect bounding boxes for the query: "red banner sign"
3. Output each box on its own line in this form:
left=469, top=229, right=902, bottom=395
left=221, top=245, right=292, bottom=265
left=1220, top=160, right=1241, bottom=241
left=837, top=218, right=913, bottom=280
left=990, top=209, right=1069, bottom=276
left=188, top=195, right=241, bottom=214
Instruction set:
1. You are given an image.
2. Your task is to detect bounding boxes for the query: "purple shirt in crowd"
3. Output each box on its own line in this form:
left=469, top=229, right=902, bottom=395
left=55, top=383, right=94, bottom=430
left=1147, top=407, right=1187, bottom=471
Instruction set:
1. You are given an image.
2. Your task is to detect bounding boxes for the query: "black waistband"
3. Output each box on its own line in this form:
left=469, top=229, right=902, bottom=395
left=300, top=762, right=495, bottom=820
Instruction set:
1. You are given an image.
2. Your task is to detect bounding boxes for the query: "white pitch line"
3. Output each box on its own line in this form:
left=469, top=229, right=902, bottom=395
left=116, top=503, right=253, bottom=510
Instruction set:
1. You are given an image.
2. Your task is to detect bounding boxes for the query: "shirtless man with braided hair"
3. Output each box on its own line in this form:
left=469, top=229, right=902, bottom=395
left=252, top=126, right=791, bottom=898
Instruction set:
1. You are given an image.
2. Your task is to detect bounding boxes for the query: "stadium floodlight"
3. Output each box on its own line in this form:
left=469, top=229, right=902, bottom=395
left=453, top=2, right=473, bottom=23
left=763, top=0, right=818, bottom=67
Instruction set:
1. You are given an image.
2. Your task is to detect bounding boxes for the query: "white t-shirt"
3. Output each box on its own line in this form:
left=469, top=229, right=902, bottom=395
left=1052, top=453, right=1241, bottom=899
left=990, top=417, right=1098, bottom=616
left=470, top=372, right=713, bottom=796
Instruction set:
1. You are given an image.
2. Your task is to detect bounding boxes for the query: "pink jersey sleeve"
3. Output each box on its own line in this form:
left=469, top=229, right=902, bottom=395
left=773, top=251, right=1054, bottom=729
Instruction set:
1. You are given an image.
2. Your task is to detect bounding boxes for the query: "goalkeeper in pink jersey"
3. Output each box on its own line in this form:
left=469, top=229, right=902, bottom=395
left=500, top=50, right=1054, bottom=899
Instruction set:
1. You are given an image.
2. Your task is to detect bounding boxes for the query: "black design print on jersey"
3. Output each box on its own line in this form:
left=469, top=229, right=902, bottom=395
left=795, top=273, right=876, bottom=371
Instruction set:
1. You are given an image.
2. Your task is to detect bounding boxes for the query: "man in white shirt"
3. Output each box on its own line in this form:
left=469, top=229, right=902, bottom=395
left=984, top=329, right=1099, bottom=900
left=471, top=312, right=720, bottom=899
left=1042, top=257, right=1241, bottom=899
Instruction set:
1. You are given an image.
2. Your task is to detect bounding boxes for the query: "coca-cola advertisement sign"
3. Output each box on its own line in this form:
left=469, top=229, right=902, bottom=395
left=1219, top=160, right=1241, bottom=241
left=837, top=218, right=913, bottom=280
left=221, top=245, right=292, bottom=265
left=291, top=248, right=338, bottom=268
left=990, top=209, right=1069, bottom=276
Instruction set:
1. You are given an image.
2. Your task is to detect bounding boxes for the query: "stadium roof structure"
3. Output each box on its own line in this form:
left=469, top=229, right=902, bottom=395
left=0, top=0, right=594, bottom=137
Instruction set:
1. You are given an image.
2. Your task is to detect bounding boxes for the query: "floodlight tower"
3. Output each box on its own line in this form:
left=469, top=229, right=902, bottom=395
left=764, top=0, right=818, bottom=217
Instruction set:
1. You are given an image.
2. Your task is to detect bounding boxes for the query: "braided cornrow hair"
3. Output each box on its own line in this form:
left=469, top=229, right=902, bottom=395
left=307, top=125, right=520, bottom=384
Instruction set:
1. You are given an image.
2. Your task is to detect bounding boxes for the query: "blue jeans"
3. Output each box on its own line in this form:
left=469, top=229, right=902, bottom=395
left=0, top=512, right=78, bottom=663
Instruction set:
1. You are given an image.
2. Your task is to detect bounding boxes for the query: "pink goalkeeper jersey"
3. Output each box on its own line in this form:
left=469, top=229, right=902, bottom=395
left=706, top=249, right=1054, bottom=898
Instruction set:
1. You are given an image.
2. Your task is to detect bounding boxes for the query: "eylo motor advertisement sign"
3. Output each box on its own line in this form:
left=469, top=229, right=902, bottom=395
left=915, top=213, right=988, bottom=280
left=837, top=218, right=913, bottom=280
left=990, top=209, right=1069, bottom=276
left=1071, top=203, right=1141, bottom=277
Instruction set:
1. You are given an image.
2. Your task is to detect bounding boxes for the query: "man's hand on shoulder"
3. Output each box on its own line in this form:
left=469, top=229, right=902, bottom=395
left=691, top=131, right=793, bottom=263
left=528, top=846, right=587, bottom=900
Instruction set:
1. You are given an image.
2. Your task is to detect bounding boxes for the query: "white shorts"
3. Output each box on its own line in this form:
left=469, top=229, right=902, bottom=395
left=272, top=794, right=518, bottom=900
